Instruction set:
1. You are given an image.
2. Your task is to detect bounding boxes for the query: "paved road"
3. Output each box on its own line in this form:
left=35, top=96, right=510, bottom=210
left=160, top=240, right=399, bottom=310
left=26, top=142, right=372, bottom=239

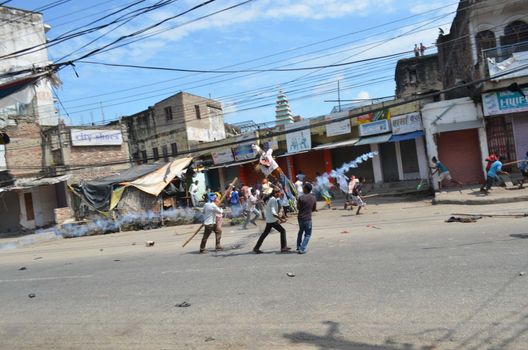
left=1, top=199, right=528, bottom=349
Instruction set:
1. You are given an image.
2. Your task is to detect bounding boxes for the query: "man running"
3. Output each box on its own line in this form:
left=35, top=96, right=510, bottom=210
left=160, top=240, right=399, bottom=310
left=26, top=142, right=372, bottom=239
left=431, top=156, right=463, bottom=190
left=253, top=189, right=291, bottom=254
left=480, top=155, right=508, bottom=194
left=242, top=188, right=260, bottom=229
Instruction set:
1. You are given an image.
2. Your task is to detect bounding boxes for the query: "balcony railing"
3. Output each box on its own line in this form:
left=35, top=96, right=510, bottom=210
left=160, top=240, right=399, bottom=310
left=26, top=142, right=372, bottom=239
left=482, top=41, right=528, bottom=63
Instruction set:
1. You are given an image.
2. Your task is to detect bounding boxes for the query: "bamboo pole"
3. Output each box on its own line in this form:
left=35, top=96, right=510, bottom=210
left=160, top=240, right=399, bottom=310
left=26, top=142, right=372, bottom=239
left=451, top=212, right=528, bottom=218
left=182, top=177, right=238, bottom=247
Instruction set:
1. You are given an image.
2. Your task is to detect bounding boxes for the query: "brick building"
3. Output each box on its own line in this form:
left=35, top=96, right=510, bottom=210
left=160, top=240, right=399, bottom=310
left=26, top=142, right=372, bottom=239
left=123, top=92, right=226, bottom=165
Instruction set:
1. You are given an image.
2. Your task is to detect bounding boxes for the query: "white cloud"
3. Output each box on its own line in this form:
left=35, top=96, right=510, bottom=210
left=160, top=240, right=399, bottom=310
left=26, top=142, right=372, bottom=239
left=409, top=1, right=457, bottom=15
left=356, top=90, right=370, bottom=100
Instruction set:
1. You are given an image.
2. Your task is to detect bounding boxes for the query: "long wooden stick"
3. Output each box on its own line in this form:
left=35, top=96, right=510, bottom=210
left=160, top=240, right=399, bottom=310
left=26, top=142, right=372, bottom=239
left=452, top=212, right=528, bottom=218
left=182, top=177, right=238, bottom=247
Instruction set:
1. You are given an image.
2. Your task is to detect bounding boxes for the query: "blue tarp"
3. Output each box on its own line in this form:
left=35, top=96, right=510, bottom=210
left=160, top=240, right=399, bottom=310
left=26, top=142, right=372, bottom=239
left=388, top=130, right=424, bottom=142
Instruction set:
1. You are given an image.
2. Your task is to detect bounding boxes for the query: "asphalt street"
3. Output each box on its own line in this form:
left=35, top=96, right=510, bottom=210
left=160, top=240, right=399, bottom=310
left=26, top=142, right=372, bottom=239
left=1, top=198, right=528, bottom=349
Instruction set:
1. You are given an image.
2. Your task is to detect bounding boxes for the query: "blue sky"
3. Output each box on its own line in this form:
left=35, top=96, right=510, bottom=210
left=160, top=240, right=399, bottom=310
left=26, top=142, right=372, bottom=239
left=8, top=0, right=458, bottom=126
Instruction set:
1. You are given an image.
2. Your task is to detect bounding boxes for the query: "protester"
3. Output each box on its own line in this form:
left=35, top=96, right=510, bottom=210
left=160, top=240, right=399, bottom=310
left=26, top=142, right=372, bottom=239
left=242, top=188, right=260, bottom=229
left=485, top=152, right=497, bottom=171
left=297, top=183, right=317, bottom=254
left=351, top=177, right=366, bottom=215
left=480, top=155, right=508, bottom=194
left=199, top=195, right=224, bottom=253
left=520, top=151, right=528, bottom=188
left=230, top=187, right=241, bottom=216
left=413, top=44, right=419, bottom=57
left=279, top=191, right=291, bottom=218
left=419, top=42, right=426, bottom=56
left=295, top=177, right=304, bottom=197
left=295, top=170, right=305, bottom=182
left=189, top=180, right=200, bottom=207
left=253, top=189, right=291, bottom=254
left=315, top=172, right=333, bottom=209
left=430, top=156, right=463, bottom=190
left=344, top=176, right=358, bottom=210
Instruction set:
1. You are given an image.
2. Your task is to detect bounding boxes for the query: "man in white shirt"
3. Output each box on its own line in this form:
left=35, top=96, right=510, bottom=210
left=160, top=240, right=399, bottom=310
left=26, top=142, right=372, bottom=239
left=242, top=188, right=260, bottom=229
left=189, top=180, right=200, bottom=207
left=200, top=196, right=224, bottom=253
left=253, top=189, right=291, bottom=253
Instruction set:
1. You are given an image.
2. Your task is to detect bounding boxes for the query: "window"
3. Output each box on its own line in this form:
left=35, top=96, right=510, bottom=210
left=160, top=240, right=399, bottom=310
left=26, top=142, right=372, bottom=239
left=132, top=152, right=140, bottom=165
left=195, top=105, right=201, bottom=119
left=503, top=20, right=528, bottom=46
left=164, top=106, right=173, bottom=121
left=24, top=192, right=35, bottom=221
left=141, top=150, right=147, bottom=163
left=162, top=145, right=169, bottom=162
left=152, top=147, right=159, bottom=161
left=171, top=142, right=178, bottom=156
left=475, top=30, right=496, bottom=60
left=407, top=68, right=417, bottom=84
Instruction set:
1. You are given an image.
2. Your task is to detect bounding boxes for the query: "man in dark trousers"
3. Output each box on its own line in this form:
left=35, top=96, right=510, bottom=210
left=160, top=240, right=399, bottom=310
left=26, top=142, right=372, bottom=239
left=253, top=189, right=291, bottom=254
left=480, top=155, right=508, bottom=194
left=297, top=183, right=317, bottom=254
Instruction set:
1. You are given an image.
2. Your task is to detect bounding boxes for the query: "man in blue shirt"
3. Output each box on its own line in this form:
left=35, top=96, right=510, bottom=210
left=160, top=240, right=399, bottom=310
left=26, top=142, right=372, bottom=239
left=430, top=156, right=462, bottom=190
left=480, top=155, right=508, bottom=194
left=519, top=151, right=528, bottom=189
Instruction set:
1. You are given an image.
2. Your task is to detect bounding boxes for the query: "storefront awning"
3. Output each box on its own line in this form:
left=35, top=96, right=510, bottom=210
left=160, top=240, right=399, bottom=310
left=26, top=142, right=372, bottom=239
left=277, top=150, right=310, bottom=158
left=206, top=159, right=256, bottom=170
left=436, top=120, right=484, bottom=133
left=388, top=130, right=424, bottom=142
left=355, top=133, right=392, bottom=146
left=312, top=138, right=359, bottom=150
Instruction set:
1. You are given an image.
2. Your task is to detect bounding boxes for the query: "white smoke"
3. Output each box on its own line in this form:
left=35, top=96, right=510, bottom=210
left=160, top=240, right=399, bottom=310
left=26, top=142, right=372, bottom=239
left=314, top=152, right=378, bottom=194
left=0, top=229, right=62, bottom=251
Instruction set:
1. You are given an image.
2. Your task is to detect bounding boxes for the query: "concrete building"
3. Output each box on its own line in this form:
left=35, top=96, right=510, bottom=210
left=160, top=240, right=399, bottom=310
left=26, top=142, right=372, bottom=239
left=123, top=92, right=226, bottom=164
left=395, top=54, right=443, bottom=98
left=42, top=122, right=131, bottom=183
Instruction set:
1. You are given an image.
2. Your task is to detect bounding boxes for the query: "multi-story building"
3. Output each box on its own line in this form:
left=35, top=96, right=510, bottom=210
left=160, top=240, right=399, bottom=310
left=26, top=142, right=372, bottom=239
left=123, top=92, right=226, bottom=164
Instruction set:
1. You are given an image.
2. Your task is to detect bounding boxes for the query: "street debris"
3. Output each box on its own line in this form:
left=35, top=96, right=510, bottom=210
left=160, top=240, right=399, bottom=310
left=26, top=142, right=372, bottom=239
left=175, top=301, right=191, bottom=308
left=366, top=224, right=381, bottom=229
left=205, top=337, right=215, bottom=342
left=341, top=230, right=349, bottom=234
left=113, top=259, right=120, bottom=262
left=34, top=257, right=42, bottom=260
left=520, top=272, right=526, bottom=276
left=287, top=272, right=296, bottom=277
left=18, top=266, right=27, bottom=271
left=146, top=240, right=155, bottom=247
left=99, top=248, right=104, bottom=251
left=452, top=212, right=528, bottom=218
left=446, top=216, right=481, bottom=223
left=131, top=242, right=136, bottom=245
left=28, top=293, right=36, bottom=298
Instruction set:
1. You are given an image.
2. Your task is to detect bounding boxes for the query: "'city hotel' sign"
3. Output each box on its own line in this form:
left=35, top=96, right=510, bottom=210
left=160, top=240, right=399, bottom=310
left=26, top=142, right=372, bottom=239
left=71, top=129, right=123, bottom=146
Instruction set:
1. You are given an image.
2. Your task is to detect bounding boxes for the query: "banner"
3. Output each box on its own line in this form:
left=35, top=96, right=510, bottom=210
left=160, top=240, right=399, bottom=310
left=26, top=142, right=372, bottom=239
left=286, top=120, right=311, bottom=153
left=359, top=119, right=391, bottom=137
left=212, top=149, right=234, bottom=164
left=325, top=112, right=351, bottom=137
left=391, top=113, right=422, bottom=135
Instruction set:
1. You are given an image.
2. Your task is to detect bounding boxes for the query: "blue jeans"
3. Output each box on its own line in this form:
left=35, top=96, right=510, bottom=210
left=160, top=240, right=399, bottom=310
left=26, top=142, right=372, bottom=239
left=297, top=220, right=312, bottom=252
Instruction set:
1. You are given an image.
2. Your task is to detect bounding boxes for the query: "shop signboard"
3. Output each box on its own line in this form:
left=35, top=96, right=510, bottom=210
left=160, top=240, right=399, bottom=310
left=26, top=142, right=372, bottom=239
left=231, top=133, right=256, bottom=161
left=212, top=149, right=234, bottom=164
left=286, top=120, right=311, bottom=153
left=482, top=88, right=528, bottom=116
left=71, top=129, right=123, bottom=146
left=262, top=139, right=278, bottom=151
left=359, top=119, right=391, bottom=137
left=325, top=112, right=351, bottom=137
left=390, top=112, right=422, bottom=135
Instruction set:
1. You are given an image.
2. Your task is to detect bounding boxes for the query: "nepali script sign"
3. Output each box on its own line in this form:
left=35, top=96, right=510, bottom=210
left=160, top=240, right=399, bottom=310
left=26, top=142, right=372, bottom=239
left=286, top=120, right=312, bottom=153
left=325, top=112, right=351, bottom=137
left=482, top=88, right=528, bottom=116
left=390, top=113, right=422, bottom=135
left=71, top=129, right=123, bottom=146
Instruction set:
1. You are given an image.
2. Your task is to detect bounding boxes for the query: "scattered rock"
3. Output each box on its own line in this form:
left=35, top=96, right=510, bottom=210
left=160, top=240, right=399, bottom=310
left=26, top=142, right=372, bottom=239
left=205, top=337, right=215, bottom=342
left=366, top=224, right=381, bottom=229
left=520, top=272, right=526, bottom=276
left=175, top=301, right=191, bottom=308
left=146, top=241, right=155, bottom=247
left=131, top=242, right=136, bottom=246
left=114, top=259, right=121, bottom=262
left=28, top=293, right=36, bottom=298
left=18, top=266, right=27, bottom=271
left=34, top=257, right=42, bottom=260
left=446, top=216, right=481, bottom=223
left=340, top=230, right=349, bottom=234
left=99, top=248, right=104, bottom=252
left=287, top=272, right=296, bottom=277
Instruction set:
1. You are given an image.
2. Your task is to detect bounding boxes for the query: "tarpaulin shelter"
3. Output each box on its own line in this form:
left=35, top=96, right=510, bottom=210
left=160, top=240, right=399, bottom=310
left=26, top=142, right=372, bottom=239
left=71, top=157, right=192, bottom=214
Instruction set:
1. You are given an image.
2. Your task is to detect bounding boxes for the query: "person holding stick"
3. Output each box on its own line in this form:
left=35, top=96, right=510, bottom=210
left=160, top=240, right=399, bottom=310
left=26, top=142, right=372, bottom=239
left=520, top=151, right=528, bottom=188
left=253, top=189, right=291, bottom=254
left=199, top=194, right=224, bottom=254
left=480, top=155, right=508, bottom=194
left=430, top=156, right=463, bottom=190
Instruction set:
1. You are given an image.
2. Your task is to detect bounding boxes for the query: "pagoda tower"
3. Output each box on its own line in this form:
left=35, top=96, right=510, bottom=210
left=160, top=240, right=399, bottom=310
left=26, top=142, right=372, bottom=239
left=275, top=90, right=294, bottom=125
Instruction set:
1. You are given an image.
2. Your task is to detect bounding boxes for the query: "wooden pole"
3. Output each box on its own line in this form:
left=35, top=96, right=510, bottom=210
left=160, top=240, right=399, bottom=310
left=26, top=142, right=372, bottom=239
left=182, top=177, right=238, bottom=247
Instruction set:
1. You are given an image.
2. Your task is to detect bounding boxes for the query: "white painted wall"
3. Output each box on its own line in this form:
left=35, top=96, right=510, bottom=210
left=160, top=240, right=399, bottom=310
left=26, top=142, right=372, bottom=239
left=370, top=144, right=383, bottom=184
left=0, top=8, right=57, bottom=125
left=421, top=97, right=488, bottom=189
left=18, top=185, right=58, bottom=230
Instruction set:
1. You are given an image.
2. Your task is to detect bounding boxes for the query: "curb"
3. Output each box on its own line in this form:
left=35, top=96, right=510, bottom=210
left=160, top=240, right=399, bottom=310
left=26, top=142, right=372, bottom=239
left=433, top=195, right=528, bottom=205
